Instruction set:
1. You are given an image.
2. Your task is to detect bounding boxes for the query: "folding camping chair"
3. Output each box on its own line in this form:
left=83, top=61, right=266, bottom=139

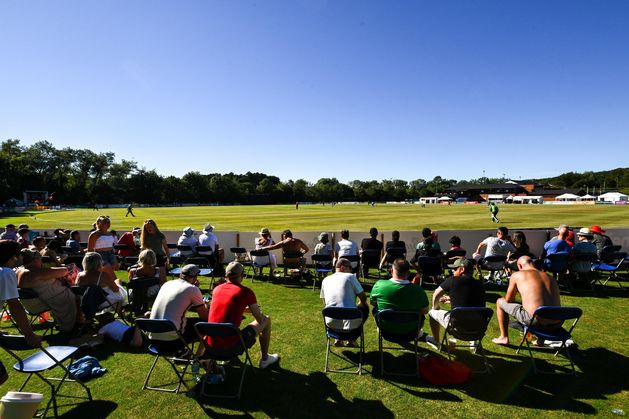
left=322, top=307, right=365, bottom=375
left=441, top=307, right=494, bottom=374
left=375, top=309, right=424, bottom=377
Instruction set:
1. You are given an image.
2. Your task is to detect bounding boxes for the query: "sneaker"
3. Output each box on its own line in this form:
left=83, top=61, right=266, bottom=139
left=425, top=335, right=439, bottom=349
left=259, top=353, right=279, bottom=369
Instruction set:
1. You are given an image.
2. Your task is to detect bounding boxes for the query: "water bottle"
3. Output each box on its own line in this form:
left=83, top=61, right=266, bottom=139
left=191, top=360, right=201, bottom=383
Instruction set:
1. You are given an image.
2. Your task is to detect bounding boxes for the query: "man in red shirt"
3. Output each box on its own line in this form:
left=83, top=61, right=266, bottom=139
left=208, top=261, right=279, bottom=369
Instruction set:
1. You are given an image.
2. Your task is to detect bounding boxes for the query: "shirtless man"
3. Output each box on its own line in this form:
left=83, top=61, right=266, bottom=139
left=492, top=255, right=561, bottom=345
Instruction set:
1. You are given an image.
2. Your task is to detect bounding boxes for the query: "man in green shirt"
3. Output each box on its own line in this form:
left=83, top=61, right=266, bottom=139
left=370, top=259, right=429, bottom=334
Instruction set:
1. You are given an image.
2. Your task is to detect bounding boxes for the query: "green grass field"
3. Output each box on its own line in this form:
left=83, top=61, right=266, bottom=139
left=3, top=203, right=629, bottom=231
left=1, top=204, right=628, bottom=417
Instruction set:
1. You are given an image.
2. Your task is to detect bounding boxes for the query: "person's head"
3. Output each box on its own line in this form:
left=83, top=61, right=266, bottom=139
left=516, top=255, right=534, bottom=270
left=142, top=219, right=159, bottom=236
left=421, top=228, right=432, bottom=239
left=497, top=227, right=509, bottom=239
left=180, top=264, right=200, bottom=285
left=576, top=227, right=593, bottom=241
left=18, top=224, right=29, bottom=230
left=341, top=229, right=349, bottom=240
left=132, top=227, right=141, bottom=237
left=318, top=232, right=329, bottom=244
left=138, top=249, right=157, bottom=267
left=392, top=258, right=410, bottom=279
left=335, top=258, right=352, bottom=272
left=555, top=224, right=569, bottom=239
left=20, top=248, right=41, bottom=267
left=391, top=230, right=400, bottom=242
left=224, top=261, right=244, bottom=283
left=203, top=224, right=214, bottom=233
left=95, top=215, right=111, bottom=232
left=18, top=228, right=30, bottom=238
left=590, top=225, right=605, bottom=236
left=448, top=235, right=461, bottom=248
left=512, top=231, right=527, bottom=248
left=182, top=227, right=194, bottom=238
left=259, top=228, right=270, bottom=238
left=369, top=227, right=378, bottom=238
left=70, top=230, right=81, bottom=241
left=4, top=224, right=15, bottom=232
left=448, top=257, right=471, bottom=276
left=32, top=236, right=46, bottom=251
left=83, top=252, right=103, bottom=272
left=282, top=229, right=293, bottom=239
left=0, top=240, right=21, bottom=267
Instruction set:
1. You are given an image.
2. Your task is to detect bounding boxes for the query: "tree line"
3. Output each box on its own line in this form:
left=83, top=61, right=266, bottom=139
left=1, top=139, right=627, bottom=206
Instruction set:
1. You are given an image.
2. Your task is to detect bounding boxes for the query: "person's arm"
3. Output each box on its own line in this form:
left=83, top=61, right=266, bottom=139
left=249, top=303, right=269, bottom=326
left=87, top=232, right=98, bottom=252
left=7, top=299, right=41, bottom=347
left=473, top=241, right=486, bottom=258
left=264, top=240, right=284, bottom=251
left=300, top=241, right=309, bottom=254
left=161, top=238, right=170, bottom=264
left=195, top=303, right=209, bottom=319
left=504, top=274, right=519, bottom=303
left=100, top=271, right=120, bottom=292
left=431, top=286, right=446, bottom=310
left=357, top=291, right=368, bottom=308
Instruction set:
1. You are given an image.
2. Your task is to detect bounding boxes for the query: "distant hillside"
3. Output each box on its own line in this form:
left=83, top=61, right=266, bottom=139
left=533, top=168, right=629, bottom=194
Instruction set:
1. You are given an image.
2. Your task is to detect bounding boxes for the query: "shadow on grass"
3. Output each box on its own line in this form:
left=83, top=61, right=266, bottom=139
left=193, top=367, right=394, bottom=418
left=59, top=400, right=118, bottom=418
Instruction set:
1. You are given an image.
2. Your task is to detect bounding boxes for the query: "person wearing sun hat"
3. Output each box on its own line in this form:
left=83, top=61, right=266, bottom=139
left=426, top=257, right=485, bottom=348
left=177, top=226, right=197, bottom=257
left=255, top=227, right=277, bottom=276
left=571, top=227, right=598, bottom=274
left=198, top=223, right=224, bottom=265
left=590, top=225, right=613, bottom=258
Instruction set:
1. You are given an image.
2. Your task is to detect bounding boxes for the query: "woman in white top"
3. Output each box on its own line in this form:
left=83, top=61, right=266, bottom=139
left=254, top=227, right=277, bottom=275
left=77, top=252, right=128, bottom=312
left=88, top=216, right=119, bottom=274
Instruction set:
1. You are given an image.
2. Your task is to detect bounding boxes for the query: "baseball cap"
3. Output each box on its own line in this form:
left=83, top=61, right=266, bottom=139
left=225, top=261, right=244, bottom=278
left=447, top=258, right=470, bottom=269
left=181, top=264, right=200, bottom=277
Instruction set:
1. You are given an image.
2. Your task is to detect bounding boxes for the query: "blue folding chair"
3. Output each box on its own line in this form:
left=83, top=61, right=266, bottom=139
left=441, top=307, right=494, bottom=374
left=135, top=318, right=196, bottom=393
left=544, top=253, right=572, bottom=291
left=0, top=334, right=92, bottom=418
left=311, top=254, right=333, bottom=290
left=516, top=306, right=583, bottom=375
left=322, top=307, right=365, bottom=375
left=375, top=309, right=424, bottom=377
left=592, top=251, right=627, bottom=288
left=195, top=322, right=254, bottom=399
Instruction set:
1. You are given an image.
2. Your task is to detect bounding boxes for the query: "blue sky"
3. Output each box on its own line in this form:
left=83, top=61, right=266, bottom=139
left=1, top=0, right=628, bottom=183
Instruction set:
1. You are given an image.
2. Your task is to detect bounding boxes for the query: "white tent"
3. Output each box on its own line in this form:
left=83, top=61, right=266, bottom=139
left=598, top=192, right=628, bottom=203
left=556, top=193, right=580, bottom=201
left=578, top=194, right=597, bottom=201
left=437, top=196, right=453, bottom=201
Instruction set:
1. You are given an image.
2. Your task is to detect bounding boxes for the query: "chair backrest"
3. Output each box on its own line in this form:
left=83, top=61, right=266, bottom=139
left=375, top=309, right=424, bottom=339
left=127, top=276, right=160, bottom=289
left=195, top=322, right=247, bottom=358
left=385, top=247, right=406, bottom=260
left=249, top=249, right=269, bottom=257
left=322, top=306, right=363, bottom=321
left=544, top=252, right=570, bottom=273
left=340, top=255, right=360, bottom=263
left=418, top=256, right=442, bottom=276
left=167, top=243, right=178, bottom=249
left=361, top=249, right=381, bottom=266
left=312, top=254, right=332, bottom=263
left=196, top=246, right=214, bottom=256
left=573, top=252, right=598, bottom=262
left=283, top=251, right=303, bottom=259
left=185, top=256, right=210, bottom=266
left=482, top=255, right=507, bottom=263
left=18, top=287, right=40, bottom=300
left=446, top=307, right=493, bottom=341
left=135, top=318, right=178, bottom=334
left=195, top=321, right=240, bottom=338
left=0, top=334, right=32, bottom=351
left=602, top=245, right=622, bottom=254
left=533, top=306, right=582, bottom=322
left=602, top=251, right=628, bottom=266
left=230, top=247, right=247, bottom=254
left=445, top=249, right=467, bottom=259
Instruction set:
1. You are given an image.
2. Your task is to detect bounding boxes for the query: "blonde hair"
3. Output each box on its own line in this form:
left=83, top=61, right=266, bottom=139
left=83, top=252, right=103, bottom=272
left=138, top=249, right=157, bottom=266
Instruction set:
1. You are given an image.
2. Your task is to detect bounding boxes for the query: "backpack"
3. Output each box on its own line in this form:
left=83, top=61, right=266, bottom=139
left=418, top=354, right=472, bottom=385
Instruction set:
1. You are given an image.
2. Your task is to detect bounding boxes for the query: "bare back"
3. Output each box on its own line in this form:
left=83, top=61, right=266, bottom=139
left=509, top=268, right=561, bottom=316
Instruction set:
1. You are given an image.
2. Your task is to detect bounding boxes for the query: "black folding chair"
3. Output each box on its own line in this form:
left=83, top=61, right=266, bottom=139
left=360, top=249, right=382, bottom=280
left=282, top=251, right=305, bottom=283
left=230, top=247, right=253, bottom=278
left=126, top=276, right=160, bottom=315
left=322, top=307, right=364, bottom=375
left=516, top=306, right=582, bottom=375
left=311, top=254, right=333, bottom=290
left=249, top=249, right=272, bottom=282
left=195, top=322, right=254, bottom=399
left=0, top=334, right=92, bottom=418
left=375, top=309, right=424, bottom=377
left=135, top=318, right=196, bottom=393
left=478, top=255, right=508, bottom=284
left=441, top=307, right=493, bottom=374
left=18, top=288, right=57, bottom=336
left=417, top=256, right=442, bottom=286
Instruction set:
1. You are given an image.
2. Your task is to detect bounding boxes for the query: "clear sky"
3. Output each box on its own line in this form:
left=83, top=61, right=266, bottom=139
left=1, top=0, right=628, bottom=183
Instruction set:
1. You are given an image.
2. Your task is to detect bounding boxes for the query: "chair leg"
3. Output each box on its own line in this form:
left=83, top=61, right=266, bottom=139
left=324, top=338, right=331, bottom=373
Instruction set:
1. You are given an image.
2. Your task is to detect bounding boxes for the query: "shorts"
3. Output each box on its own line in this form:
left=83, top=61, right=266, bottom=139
left=241, top=325, right=257, bottom=348
left=156, top=255, right=167, bottom=267
left=98, top=251, right=117, bottom=266
left=500, top=301, right=533, bottom=325
left=429, top=309, right=451, bottom=329
left=121, top=326, right=137, bottom=344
